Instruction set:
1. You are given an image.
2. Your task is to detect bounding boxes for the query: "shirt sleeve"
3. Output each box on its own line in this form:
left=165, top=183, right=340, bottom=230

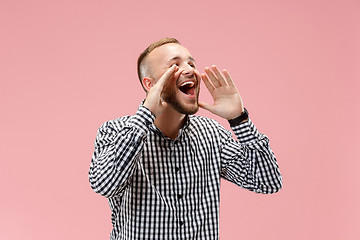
left=89, top=105, right=155, bottom=198
left=219, top=119, right=283, bottom=194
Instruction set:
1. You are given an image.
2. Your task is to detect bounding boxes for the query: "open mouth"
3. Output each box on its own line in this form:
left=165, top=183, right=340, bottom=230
left=178, top=81, right=196, bottom=96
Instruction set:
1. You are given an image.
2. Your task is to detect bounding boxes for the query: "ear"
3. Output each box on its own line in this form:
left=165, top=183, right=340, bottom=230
left=142, top=77, right=155, bottom=92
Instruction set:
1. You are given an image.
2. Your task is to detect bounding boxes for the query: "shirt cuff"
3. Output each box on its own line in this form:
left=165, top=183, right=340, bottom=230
left=231, top=118, right=261, bottom=144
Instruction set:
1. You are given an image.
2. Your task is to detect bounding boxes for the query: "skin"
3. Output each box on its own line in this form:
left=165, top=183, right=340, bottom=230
left=142, top=43, right=245, bottom=139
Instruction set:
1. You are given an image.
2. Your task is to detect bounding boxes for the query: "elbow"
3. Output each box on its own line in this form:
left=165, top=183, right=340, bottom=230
left=270, top=181, right=283, bottom=194
left=89, top=171, right=120, bottom=198
left=89, top=179, right=114, bottom=198
left=266, top=177, right=283, bottom=194
left=256, top=177, right=283, bottom=194
left=89, top=172, right=129, bottom=198
left=263, top=166, right=283, bottom=194
left=274, top=173, right=284, bottom=193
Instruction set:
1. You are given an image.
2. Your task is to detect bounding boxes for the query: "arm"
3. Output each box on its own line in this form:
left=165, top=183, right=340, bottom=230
left=200, top=65, right=282, bottom=193
left=219, top=119, right=283, bottom=194
left=89, top=65, right=180, bottom=198
left=89, top=106, right=154, bottom=198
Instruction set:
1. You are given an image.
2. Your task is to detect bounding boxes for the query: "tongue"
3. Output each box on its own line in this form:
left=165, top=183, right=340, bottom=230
left=186, top=87, right=195, bottom=96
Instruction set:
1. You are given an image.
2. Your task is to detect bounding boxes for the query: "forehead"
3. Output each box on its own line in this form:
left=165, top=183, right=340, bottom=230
left=147, top=43, right=193, bottom=64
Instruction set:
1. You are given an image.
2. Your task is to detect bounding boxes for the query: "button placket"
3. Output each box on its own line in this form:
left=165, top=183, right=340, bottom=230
left=172, top=140, right=180, bottom=174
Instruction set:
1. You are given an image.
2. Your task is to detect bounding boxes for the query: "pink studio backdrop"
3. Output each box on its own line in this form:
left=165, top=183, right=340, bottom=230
left=1, top=0, right=359, bottom=239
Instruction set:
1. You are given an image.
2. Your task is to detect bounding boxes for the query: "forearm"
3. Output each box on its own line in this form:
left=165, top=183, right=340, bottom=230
left=221, top=119, right=283, bottom=194
left=89, top=106, right=154, bottom=198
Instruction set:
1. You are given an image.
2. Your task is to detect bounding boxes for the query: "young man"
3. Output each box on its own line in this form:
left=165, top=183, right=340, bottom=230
left=89, top=38, right=282, bottom=239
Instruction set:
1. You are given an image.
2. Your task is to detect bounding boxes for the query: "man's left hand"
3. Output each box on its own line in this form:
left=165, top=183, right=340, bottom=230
left=198, top=65, right=244, bottom=120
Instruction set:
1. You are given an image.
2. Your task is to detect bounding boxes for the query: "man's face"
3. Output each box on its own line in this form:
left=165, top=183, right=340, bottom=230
left=146, top=43, right=200, bottom=115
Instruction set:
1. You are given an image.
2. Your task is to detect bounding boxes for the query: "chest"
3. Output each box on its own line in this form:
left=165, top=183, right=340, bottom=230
left=133, top=131, right=222, bottom=199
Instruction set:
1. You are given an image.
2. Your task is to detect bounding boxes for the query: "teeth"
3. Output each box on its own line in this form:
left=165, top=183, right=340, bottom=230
left=180, top=81, right=194, bottom=87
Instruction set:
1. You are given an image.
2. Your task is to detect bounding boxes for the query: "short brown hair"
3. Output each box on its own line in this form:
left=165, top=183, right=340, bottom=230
left=137, top=37, right=180, bottom=90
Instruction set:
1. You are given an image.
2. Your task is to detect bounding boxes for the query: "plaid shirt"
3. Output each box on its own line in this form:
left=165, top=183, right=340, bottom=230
left=89, top=105, right=282, bottom=239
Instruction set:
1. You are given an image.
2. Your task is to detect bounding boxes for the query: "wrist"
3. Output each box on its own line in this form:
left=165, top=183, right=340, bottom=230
left=143, top=100, right=159, bottom=117
left=228, top=108, right=249, bottom=127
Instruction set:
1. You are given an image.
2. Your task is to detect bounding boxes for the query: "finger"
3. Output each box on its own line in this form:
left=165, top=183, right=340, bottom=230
left=204, top=67, right=221, bottom=87
left=201, top=74, right=215, bottom=93
left=173, top=67, right=182, bottom=82
left=160, top=68, right=182, bottom=98
left=222, top=69, right=236, bottom=87
left=155, top=65, right=178, bottom=88
left=211, top=65, right=227, bottom=86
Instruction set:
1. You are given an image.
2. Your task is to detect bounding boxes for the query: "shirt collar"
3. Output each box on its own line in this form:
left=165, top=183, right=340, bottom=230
left=149, top=115, right=191, bottom=140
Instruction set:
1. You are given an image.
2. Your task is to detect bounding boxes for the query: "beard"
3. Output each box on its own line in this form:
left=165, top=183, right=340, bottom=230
left=162, top=84, right=199, bottom=115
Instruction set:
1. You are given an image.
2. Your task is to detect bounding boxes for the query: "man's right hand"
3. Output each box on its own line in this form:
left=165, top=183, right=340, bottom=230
left=143, top=65, right=180, bottom=117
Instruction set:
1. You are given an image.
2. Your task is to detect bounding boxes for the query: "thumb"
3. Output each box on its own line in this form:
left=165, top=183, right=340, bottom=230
left=198, top=101, right=215, bottom=113
left=156, top=65, right=179, bottom=88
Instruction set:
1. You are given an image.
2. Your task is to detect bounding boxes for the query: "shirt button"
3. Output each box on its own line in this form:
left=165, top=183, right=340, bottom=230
left=178, top=194, right=183, bottom=199
left=175, top=167, right=180, bottom=173
left=179, top=221, right=184, bottom=226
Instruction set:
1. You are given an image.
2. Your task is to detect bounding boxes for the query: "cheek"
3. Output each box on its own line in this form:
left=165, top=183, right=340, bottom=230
left=162, top=82, right=176, bottom=95
left=164, top=78, right=178, bottom=90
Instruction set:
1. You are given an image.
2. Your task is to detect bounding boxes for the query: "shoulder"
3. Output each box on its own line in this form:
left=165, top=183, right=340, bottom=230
left=97, top=115, right=133, bottom=134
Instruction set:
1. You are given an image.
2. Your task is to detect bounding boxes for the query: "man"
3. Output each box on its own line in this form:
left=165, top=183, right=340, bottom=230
left=89, top=38, right=282, bottom=239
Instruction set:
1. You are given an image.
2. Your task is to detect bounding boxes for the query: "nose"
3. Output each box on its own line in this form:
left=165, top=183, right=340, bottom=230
left=181, top=63, right=195, bottom=77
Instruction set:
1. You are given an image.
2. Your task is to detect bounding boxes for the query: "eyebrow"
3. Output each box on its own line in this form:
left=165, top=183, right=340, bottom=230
left=167, top=56, right=196, bottom=64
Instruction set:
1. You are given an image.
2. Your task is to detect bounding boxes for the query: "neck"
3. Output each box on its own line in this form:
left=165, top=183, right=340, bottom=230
left=154, top=106, right=186, bottom=140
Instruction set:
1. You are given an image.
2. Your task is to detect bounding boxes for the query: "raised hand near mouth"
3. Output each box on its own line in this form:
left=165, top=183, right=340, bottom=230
left=143, top=65, right=180, bottom=117
left=199, top=65, right=245, bottom=120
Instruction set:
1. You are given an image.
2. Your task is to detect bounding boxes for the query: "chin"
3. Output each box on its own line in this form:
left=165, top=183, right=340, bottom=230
left=180, top=106, right=199, bottom=115
left=162, top=86, right=199, bottom=115
left=169, top=100, right=199, bottom=115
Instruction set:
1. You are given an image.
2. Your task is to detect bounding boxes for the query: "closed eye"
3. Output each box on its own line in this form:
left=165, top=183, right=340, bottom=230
left=188, top=62, right=196, bottom=68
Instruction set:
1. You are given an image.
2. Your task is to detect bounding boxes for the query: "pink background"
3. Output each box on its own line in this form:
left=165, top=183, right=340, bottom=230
left=1, top=0, right=359, bottom=239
